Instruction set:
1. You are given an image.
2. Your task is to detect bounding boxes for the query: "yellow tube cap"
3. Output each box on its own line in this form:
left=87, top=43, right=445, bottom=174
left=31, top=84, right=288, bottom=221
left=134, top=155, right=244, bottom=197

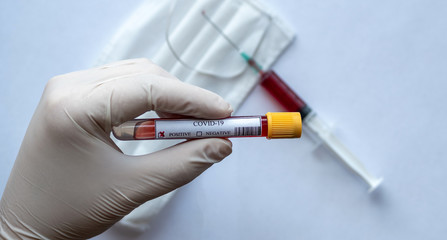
left=266, top=112, right=302, bottom=139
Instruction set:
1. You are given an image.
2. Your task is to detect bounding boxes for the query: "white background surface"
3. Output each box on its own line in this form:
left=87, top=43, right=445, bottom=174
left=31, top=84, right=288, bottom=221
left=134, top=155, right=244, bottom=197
left=1, top=0, right=447, bottom=239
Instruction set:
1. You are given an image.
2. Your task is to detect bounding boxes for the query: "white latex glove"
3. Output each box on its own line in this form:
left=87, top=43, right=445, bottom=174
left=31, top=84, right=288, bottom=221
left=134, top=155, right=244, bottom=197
left=0, top=58, right=233, bottom=239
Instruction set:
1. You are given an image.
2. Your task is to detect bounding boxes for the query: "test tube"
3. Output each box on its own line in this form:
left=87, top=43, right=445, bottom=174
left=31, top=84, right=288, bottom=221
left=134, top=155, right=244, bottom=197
left=113, top=112, right=301, bottom=140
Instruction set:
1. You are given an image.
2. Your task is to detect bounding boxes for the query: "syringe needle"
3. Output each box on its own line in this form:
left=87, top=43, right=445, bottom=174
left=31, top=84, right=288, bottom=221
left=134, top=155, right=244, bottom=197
left=202, top=10, right=263, bottom=73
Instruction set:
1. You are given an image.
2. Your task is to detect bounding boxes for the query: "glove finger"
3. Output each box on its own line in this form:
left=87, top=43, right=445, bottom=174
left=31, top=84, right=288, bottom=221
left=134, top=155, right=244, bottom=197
left=87, top=59, right=232, bottom=130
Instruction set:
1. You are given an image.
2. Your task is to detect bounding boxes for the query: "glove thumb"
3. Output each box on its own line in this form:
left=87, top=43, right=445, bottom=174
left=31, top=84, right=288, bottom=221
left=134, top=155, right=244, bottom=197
left=121, top=138, right=232, bottom=202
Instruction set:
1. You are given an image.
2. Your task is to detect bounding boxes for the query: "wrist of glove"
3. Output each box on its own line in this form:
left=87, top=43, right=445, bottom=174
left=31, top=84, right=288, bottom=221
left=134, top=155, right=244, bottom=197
left=0, top=58, right=233, bottom=239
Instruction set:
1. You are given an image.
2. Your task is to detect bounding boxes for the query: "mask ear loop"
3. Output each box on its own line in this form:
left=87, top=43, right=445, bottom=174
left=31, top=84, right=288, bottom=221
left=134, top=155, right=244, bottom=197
left=165, top=0, right=273, bottom=79
left=164, top=0, right=202, bottom=75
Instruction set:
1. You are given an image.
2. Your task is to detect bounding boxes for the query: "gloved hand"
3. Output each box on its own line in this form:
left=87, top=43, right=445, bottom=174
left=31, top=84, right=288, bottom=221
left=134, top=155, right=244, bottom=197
left=0, top=58, right=233, bottom=239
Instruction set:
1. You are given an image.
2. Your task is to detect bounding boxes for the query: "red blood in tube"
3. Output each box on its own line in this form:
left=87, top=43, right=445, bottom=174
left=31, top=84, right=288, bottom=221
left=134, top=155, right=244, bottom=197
left=261, top=116, right=268, bottom=137
left=134, top=120, right=155, bottom=140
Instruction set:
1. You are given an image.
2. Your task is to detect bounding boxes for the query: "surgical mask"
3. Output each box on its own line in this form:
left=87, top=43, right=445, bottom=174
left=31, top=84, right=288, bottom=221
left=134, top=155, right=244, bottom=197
left=95, top=0, right=294, bottom=232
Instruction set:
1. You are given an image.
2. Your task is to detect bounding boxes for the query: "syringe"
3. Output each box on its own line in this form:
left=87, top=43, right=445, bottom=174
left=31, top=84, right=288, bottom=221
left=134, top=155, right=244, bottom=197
left=202, top=11, right=383, bottom=192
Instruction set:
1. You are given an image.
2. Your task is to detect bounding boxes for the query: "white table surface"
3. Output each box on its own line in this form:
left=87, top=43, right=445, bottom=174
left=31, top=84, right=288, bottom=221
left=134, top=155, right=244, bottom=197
left=1, top=0, right=447, bottom=239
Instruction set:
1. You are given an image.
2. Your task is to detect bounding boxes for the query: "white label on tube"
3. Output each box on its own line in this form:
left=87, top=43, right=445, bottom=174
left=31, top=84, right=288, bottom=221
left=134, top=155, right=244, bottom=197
left=155, top=117, right=262, bottom=139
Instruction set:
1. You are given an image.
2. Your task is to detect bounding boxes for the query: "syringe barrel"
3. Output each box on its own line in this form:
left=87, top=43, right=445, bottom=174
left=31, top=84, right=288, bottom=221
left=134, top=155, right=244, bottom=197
left=260, top=70, right=312, bottom=119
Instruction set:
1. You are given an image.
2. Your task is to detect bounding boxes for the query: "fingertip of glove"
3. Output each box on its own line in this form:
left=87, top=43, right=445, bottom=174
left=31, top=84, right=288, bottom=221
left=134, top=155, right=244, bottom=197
left=214, top=97, right=233, bottom=118
left=227, top=104, right=234, bottom=115
left=205, top=138, right=233, bottom=163
left=219, top=138, right=233, bottom=153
